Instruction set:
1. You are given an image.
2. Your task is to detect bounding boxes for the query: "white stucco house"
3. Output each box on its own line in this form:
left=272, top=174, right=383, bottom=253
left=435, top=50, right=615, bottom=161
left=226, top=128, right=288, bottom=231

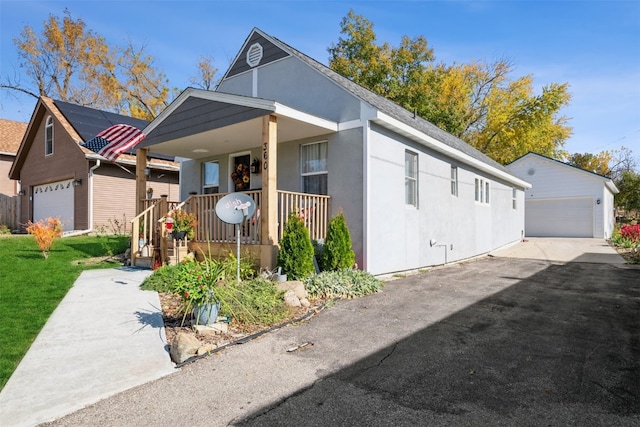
left=132, top=28, right=531, bottom=275
left=507, top=152, right=618, bottom=239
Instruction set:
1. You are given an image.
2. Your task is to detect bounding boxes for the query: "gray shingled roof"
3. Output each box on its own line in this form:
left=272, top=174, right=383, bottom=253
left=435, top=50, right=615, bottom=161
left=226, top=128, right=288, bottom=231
left=263, top=30, right=510, bottom=174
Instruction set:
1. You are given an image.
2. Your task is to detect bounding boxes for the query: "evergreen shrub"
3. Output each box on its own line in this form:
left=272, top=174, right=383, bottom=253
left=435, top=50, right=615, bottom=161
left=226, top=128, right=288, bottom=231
left=277, top=213, right=315, bottom=279
left=321, top=212, right=355, bottom=271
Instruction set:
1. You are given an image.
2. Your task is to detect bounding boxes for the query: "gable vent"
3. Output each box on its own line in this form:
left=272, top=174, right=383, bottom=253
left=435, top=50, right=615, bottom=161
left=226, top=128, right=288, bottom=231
left=246, top=43, right=263, bottom=67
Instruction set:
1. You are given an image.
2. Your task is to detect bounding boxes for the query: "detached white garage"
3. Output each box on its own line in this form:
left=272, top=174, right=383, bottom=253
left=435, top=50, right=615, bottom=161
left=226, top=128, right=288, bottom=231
left=507, top=153, right=618, bottom=239
left=33, top=179, right=75, bottom=231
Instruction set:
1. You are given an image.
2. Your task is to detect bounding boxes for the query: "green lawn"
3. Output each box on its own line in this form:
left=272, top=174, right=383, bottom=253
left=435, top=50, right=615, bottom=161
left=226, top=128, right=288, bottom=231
left=0, top=234, right=129, bottom=391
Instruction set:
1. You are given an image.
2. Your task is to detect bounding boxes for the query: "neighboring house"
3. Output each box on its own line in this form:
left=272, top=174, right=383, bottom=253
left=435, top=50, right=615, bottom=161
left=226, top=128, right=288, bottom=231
left=506, top=152, right=618, bottom=239
left=135, top=28, right=530, bottom=275
left=0, top=119, right=26, bottom=196
left=9, top=96, right=179, bottom=233
left=0, top=119, right=27, bottom=229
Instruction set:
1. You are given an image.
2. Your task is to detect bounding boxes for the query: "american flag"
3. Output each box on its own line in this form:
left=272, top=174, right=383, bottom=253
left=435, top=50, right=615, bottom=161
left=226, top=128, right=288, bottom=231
left=81, top=124, right=146, bottom=162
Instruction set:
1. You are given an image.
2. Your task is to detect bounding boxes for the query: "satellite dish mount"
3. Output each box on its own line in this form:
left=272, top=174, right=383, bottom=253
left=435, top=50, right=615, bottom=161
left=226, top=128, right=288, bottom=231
left=215, top=193, right=256, bottom=282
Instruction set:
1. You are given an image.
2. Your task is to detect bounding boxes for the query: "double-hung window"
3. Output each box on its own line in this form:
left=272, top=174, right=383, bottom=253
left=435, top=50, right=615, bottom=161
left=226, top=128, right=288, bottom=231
left=301, top=141, right=327, bottom=195
left=451, top=166, right=458, bottom=197
left=405, top=150, right=418, bottom=207
left=475, top=177, right=490, bottom=204
left=45, top=116, right=54, bottom=156
left=203, top=161, right=219, bottom=194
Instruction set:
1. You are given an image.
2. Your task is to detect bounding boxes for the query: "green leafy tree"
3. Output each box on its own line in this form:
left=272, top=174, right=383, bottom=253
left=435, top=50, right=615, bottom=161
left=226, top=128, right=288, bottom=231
left=328, top=10, right=572, bottom=165
left=321, top=212, right=356, bottom=271
left=615, top=170, right=640, bottom=213
left=2, top=9, right=171, bottom=119
left=277, top=213, right=315, bottom=280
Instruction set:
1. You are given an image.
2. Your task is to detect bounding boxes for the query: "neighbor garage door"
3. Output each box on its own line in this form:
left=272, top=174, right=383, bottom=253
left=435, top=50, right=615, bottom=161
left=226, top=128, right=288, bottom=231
left=33, top=179, right=75, bottom=232
left=525, top=197, right=593, bottom=237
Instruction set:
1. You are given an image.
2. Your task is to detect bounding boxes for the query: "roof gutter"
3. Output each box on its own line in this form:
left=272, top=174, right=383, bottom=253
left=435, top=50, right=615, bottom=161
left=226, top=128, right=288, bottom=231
left=372, top=112, right=532, bottom=189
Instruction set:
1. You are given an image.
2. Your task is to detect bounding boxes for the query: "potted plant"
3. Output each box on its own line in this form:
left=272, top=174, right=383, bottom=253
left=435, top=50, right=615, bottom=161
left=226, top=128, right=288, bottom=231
left=174, top=259, right=225, bottom=325
left=146, top=187, right=154, bottom=199
left=171, top=209, right=197, bottom=240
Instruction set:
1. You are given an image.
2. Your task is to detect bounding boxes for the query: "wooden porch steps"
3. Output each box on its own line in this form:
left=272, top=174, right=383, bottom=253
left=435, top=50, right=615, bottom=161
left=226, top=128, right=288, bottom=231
left=132, top=237, right=190, bottom=269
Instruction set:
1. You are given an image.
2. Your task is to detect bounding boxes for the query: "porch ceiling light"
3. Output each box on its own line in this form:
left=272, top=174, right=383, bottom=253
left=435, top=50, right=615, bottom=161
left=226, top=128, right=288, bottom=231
left=193, top=148, right=209, bottom=153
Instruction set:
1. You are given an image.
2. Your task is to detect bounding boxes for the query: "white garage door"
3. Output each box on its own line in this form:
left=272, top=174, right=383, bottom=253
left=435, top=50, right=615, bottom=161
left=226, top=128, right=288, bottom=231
left=33, top=179, right=75, bottom=232
left=525, top=197, right=593, bottom=237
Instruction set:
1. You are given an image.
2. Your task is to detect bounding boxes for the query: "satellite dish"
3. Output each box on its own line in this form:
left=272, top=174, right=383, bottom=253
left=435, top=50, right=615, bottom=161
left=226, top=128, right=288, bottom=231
left=215, top=192, right=256, bottom=224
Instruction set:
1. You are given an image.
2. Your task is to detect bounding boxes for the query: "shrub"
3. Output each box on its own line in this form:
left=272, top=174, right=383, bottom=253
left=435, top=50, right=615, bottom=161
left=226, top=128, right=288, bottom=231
left=277, top=213, right=315, bottom=280
left=214, top=278, right=290, bottom=326
left=141, top=258, right=289, bottom=327
left=321, top=212, right=355, bottom=271
left=0, top=224, right=10, bottom=235
left=25, top=217, right=63, bottom=259
left=304, top=268, right=383, bottom=299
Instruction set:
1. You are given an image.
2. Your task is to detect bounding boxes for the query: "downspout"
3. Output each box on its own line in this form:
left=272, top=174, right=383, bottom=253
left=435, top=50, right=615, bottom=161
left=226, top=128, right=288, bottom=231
left=63, top=159, right=101, bottom=237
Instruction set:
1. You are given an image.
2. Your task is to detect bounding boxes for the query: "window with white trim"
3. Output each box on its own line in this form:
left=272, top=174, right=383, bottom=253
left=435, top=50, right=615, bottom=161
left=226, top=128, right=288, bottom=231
left=451, top=166, right=458, bottom=197
left=405, top=150, right=418, bottom=207
left=301, top=141, right=327, bottom=195
left=45, top=116, right=53, bottom=156
left=475, top=177, right=490, bottom=204
left=203, top=161, right=219, bottom=194
left=512, top=188, right=517, bottom=209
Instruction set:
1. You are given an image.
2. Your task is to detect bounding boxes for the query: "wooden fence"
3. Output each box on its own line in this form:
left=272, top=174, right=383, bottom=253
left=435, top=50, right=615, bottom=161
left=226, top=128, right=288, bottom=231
left=0, top=194, right=19, bottom=230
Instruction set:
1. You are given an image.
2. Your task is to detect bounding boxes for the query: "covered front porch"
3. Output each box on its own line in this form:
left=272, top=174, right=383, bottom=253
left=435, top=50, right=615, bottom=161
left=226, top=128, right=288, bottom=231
left=130, top=89, right=338, bottom=269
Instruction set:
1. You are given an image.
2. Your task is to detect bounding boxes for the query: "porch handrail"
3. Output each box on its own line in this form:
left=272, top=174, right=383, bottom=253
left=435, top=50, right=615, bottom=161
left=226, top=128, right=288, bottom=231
left=130, top=203, right=157, bottom=266
left=131, top=196, right=182, bottom=266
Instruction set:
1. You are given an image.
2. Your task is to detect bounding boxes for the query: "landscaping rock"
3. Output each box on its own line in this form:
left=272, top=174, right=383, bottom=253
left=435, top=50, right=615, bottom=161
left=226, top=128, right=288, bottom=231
left=194, top=323, right=229, bottom=336
left=300, top=297, right=311, bottom=307
left=169, top=332, right=201, bottom=364
left=196, top=344, right=217, bottom=356
left=276, top=280, right=307, bottom=300
left=283, top=290, right=301, bottom=307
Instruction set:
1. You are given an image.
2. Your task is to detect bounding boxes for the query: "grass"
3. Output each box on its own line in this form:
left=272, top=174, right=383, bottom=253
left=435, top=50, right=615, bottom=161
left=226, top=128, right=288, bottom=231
left=0, top=234, right=129, bottom=391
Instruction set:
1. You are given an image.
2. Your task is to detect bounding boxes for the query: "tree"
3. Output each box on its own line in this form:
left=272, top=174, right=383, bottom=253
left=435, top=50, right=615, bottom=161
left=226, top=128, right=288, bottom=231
left=615, top=170, right=640, bottom=213
left=2, top=9, right=171, bottom=119
left=190, top=55, right=219, bottom=91
left=566, top=151, right=612, bottom=176
left=328, top=10, right=572, bottom=164
left=609, top=146, right=638, bottom=182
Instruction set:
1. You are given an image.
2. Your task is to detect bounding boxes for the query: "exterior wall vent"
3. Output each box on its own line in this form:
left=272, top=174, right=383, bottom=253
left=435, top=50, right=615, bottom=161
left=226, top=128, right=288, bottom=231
left=246, top=43, right=263, bottom=68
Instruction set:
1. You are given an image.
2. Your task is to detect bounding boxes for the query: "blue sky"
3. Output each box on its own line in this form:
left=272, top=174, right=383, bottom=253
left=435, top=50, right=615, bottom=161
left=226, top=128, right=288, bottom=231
left=1, top=0, right=639, bottom=157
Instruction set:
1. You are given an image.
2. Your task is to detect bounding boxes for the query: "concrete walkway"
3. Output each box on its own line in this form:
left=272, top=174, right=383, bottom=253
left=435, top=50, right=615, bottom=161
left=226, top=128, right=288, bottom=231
left=490, top=237, right=627, bottom=264
left=0, top=268, right=176, bottom=427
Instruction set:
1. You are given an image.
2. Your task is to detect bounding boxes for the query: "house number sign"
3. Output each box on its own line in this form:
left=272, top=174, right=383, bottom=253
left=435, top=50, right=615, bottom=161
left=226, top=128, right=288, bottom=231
left=262, top=143, right=268, bottom=170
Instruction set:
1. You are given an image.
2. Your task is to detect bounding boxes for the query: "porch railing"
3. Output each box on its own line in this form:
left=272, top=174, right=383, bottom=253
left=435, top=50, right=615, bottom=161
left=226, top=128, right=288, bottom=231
left=131, top=190, right=331, bottom=266
left=189, top=191, right=262, bottom=244
left=188, top=190, right=331, bottom=244
left=277, top=190, right=331, bottom=242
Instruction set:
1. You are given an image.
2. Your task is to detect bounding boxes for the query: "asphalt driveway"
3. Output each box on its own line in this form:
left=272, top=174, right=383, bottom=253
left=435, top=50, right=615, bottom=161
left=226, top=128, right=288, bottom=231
left=46, top=239, right=640, bottom=426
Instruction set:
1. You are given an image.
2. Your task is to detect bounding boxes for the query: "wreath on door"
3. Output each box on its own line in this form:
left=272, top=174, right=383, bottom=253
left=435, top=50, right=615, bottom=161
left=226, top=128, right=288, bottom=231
left=231, top=163, right=250, bottom=191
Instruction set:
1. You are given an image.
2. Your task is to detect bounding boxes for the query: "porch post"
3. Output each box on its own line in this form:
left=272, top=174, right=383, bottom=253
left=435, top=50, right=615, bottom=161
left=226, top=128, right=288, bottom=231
left=261, top=115, right=278, bottom=267
left=136, top=148, right=148, bottom=215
